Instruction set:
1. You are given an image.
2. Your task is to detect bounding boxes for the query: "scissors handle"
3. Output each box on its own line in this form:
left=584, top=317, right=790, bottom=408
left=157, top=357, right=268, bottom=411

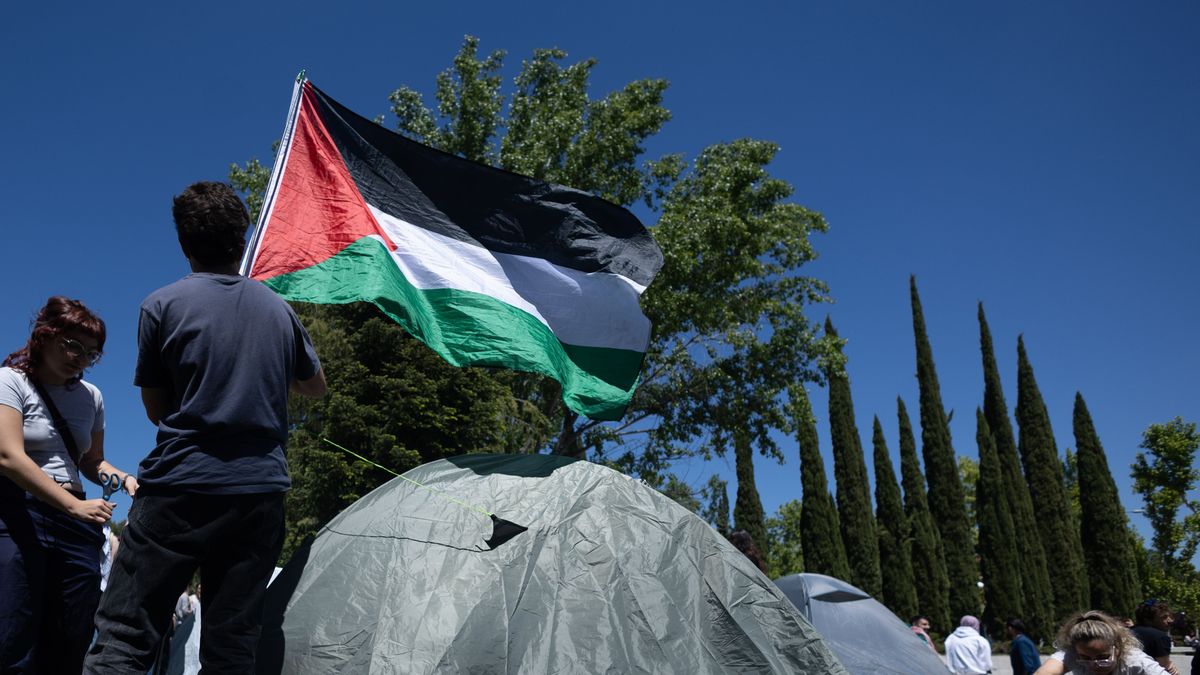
left=99, top=470, right=125, bottom=501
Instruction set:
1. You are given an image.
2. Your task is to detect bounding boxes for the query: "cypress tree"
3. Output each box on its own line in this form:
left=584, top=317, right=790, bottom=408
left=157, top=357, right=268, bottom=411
left=824, top=318, right=882, bottom=596
left=872, top=416, right=919, bottom=620
left=732, top=429, right=768, bottom=557
left=1015, top=336, right=1089, bottom=618
left=978, top=304, right=1054, bottom=641
left=1074, top=392, right=1139, bottom=617
left=792, top=386, right=851, bottom=580
left=898, top=397, right=952, bottom=632
left=974, top=409, right=1023, bottom=637
left=910, top=277, right=979, bottom=618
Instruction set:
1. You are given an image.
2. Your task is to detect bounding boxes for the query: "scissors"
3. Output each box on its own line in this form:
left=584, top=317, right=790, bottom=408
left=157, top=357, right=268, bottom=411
left=99, top=470, right=126, bottom=501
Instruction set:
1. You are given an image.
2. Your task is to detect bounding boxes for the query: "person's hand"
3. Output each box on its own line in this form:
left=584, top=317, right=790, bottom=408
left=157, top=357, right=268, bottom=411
left=124, top=474, right=140, bottom=497
left=68, top=498, right=114, bottom=524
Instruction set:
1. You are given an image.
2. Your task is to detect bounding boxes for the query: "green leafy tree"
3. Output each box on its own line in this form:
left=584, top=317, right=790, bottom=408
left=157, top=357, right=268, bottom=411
left=733, top=431, right=768, bottom=556
left=975, top=409, right=1023, bottom=638
left=702, top=475, right=732, bottom=537
left=910, top=277, right=979, bottom=618
left=1130, top=417, right=1200, bottom=575
left=792, top=386, right=851, bottom=579
left=662, top=475, right=701, bottom=513
left=872, top=417, right=919, bottom=620
left=767, top=500, right=805, bottom=579
left=958, top=456, right=979, bottom=545
left=898, top=397, right=952, bottom=632
left=824, top=318, right=881, bottom=596
left=386, top=37, right=838, bottom=477
left=1074, top=393, right=1138, bottom=617
left=978, top=304, right=1052, bottom=640
left=1016, top=336, right=1089, bottom=618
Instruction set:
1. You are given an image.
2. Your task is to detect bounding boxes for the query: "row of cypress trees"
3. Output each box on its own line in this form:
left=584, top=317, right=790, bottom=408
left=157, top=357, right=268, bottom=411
left=732, top=276, right=1142, bottom=640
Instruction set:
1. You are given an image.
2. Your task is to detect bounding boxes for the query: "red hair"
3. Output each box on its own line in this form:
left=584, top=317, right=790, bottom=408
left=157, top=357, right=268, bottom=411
left=2, top=296, right=106, bottom=384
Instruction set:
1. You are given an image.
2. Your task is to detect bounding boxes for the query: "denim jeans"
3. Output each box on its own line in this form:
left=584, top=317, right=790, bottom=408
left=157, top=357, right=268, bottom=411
left=84, top=491, right=285, bottom=675
left=0, top=489, right=103, bottom=673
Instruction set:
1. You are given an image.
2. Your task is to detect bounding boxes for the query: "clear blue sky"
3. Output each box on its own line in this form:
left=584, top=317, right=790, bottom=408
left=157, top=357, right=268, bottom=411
left=2, top=2, right=1196, bottom=555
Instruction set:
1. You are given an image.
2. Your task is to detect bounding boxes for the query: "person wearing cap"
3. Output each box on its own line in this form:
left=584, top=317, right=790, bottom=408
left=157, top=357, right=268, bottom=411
left=946, top=615, right=994, bottom=675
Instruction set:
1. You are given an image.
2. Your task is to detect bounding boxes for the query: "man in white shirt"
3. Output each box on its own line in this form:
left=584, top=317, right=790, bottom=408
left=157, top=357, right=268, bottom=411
left=945, top=615, right=993, bottom=675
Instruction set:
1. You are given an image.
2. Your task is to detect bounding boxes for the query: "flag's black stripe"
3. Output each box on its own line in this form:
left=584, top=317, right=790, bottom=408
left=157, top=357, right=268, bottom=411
left=308, top=84, right=663, bottom=287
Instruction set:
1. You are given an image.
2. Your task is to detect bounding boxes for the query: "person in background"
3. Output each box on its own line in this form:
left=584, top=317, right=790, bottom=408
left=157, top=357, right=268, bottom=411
left=1034, top=610, right=1169, bottom=675
left=727, top=529, right=769, bottom=575
left=1008, top=618, right=1043, bottom=675
left=945, top=615, right=993, bottom=675
left=1131, top=600, right=1179, bottom=675
left=911, top=615, right=938, bottom=652
left=0, top=297, right=139, bottom=672
left=85, top=182, right=325, bottom=674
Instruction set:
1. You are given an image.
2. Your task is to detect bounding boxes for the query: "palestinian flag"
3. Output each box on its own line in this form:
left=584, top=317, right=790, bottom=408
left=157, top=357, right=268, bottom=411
left=240, top=78, right=662, bottom=421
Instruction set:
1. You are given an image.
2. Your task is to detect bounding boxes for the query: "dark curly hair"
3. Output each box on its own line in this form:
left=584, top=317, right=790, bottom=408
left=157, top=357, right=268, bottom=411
left=1134, top=598, right=1172, bottom=628
left=3, top=296, right=106, bottom=384
left=173, top=181, right=250, bottom=266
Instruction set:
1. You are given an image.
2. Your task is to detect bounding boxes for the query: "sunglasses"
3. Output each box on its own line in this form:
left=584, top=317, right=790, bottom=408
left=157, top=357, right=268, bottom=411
left=61, top=337, right=102, bottom=366
left=1074, top=654, right=1115, bottom=669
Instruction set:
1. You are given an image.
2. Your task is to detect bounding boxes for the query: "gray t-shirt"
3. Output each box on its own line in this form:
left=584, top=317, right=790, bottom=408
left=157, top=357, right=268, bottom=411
left=0, top=366, right=104, bottom=491
left=134, top=273, right=320, bottom=494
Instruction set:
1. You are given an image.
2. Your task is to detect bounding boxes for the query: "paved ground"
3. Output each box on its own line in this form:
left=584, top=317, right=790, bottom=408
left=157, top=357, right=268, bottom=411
left=941, top=646, right=1195, bottom=674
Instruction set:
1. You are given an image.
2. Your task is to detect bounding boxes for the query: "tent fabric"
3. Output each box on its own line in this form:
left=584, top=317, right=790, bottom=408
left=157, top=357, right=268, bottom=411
left=774, top=573, right=950, bottom=675
left=258, top=454, right=848, bottom=674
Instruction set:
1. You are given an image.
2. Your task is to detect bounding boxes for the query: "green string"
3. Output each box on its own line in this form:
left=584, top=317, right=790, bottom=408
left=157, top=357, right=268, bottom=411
left=322, top=438, right=493, bottom=518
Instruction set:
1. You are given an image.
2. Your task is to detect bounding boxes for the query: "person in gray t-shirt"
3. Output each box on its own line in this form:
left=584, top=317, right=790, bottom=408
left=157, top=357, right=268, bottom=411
left=0, top=296, right=140, bottom=672
left=86, top=182, right=326, bottom=674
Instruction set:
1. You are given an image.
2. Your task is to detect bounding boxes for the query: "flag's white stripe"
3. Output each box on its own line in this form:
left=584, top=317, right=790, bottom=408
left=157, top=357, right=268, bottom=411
left=369, top=206, right=652, bottom=354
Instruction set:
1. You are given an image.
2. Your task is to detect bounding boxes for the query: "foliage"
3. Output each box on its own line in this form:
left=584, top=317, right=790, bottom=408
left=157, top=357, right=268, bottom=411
left=792, top=385, right=850, bottom=580
left=1074, top=392, right=1139, bottom=617
left=1015, top=335, right=1089, bottom=618
left=898, top=396, right=952, bottom=633
left=978, top=304, right=1052, bottom=641
left=1130, top=417, right=1200, bottom=575
left=910, top=277, right=978, bottom=618
left=872, top=416, right=918, bottom=620
left=766, top=500, right=805, bottom=579
left=700, top=474, right=731, bottom=537
left=661, top=474, right=701, bottom=513
left=975, top=409, right=1023, bottom=638
left=824, top=318, right=881, bottom=596
left=384, top=36, right=838, bottom=478
left=732, top=433, right=768, bottom=556
left=958, top=455, right=979, bottom=544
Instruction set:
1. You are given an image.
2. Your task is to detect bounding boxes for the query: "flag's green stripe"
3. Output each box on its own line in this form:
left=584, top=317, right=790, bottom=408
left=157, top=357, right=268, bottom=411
left=263, top=237, right=644, bottom=420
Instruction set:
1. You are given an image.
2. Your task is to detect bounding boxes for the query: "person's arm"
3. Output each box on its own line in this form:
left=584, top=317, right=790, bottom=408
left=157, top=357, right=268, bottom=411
left=291, top=366, right=326, bottom=399
left=77, top=429, right=139, bottom=497
left=0, top=405, right=113, bottom=523
left=140, top=387, right=172, bottom=426
left=1033, top=655, right=1065, bottom=675
left=1155, top=655, right=1178, bottom=675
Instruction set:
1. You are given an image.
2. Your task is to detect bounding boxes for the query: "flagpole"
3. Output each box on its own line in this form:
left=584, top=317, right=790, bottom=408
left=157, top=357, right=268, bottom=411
left=239, top=70, right=308, bottom=276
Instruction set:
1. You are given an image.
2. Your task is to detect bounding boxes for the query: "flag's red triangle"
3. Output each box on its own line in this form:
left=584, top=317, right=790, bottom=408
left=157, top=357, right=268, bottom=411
left=249, top=82, right=391, bottom=281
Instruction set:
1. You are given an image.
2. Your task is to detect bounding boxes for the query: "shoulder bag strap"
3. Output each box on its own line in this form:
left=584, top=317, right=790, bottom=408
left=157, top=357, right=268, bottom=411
left=29, top=378, right=83, bottom=468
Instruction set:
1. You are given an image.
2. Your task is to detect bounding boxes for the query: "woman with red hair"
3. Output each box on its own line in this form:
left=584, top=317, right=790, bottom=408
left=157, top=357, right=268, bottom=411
left=0, top=296, right=139, bottom=672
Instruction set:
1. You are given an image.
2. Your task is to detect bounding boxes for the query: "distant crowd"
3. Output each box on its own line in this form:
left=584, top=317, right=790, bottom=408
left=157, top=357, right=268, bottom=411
left=911, top=597, right=1197, bottom=675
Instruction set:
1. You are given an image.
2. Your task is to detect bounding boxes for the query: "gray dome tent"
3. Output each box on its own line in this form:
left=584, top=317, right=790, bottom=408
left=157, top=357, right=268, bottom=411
left=773, top=573, right=950, bottom=675
left=258, top=454, right=847, bottom=673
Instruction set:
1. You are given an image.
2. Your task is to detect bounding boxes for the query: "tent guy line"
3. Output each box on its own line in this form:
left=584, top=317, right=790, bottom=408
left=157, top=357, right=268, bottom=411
left=322, top=438, right=528, bottom=549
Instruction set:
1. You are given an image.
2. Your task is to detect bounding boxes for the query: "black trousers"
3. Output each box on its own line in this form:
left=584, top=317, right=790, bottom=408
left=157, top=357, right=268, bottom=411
left=0, top=489, right=103, bottom=674
left=84, top=491, right=285, bottom=675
